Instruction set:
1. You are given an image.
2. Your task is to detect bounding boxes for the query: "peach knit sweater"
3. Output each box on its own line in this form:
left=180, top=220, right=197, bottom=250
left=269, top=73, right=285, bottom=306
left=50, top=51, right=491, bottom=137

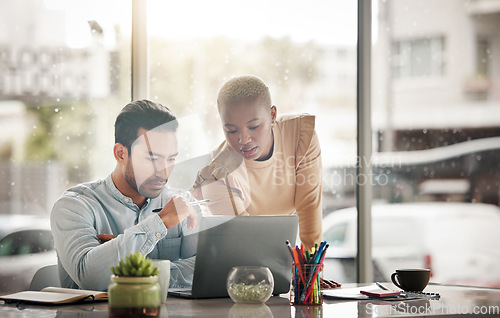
left=193, top=114, right=322, bottom=250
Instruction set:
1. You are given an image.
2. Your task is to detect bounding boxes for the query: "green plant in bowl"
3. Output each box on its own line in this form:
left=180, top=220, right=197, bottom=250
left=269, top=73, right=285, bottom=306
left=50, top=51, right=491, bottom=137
left=111, top=252, right=159, bottom=277
left=108, top=252, right=161, bottom=318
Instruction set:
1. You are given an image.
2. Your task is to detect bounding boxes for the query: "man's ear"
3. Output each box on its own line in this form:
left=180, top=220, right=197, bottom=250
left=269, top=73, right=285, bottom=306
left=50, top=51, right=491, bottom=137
left=113, top=143, right=128, bottom=162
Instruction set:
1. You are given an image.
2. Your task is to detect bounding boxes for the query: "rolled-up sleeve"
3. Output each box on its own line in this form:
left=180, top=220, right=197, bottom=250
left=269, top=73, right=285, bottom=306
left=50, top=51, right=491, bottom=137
left=168, top=205, right=200, bottom=288
left=51, top=195, right=168, bottom=291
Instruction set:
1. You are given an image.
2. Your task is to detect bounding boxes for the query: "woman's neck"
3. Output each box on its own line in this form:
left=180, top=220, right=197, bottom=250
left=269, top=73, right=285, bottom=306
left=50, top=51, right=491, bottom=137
left=255, top=130, right=275, bottom=161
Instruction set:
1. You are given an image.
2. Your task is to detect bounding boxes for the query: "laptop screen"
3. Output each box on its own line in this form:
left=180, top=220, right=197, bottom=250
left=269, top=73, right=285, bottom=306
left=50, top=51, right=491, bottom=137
left=185, top=215, right=299, bottom=299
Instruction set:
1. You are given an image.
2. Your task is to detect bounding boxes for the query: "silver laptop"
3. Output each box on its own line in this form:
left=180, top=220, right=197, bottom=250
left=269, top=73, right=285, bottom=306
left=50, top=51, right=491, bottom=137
left=168, top=215, right=299, bottom=299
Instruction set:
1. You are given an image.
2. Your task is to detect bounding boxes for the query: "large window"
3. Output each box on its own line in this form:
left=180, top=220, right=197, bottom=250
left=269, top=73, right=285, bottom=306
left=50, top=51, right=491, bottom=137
left=371, top=0, right=500, bottom=288
left=147, top=0, right=359, bottom=203
left=1, top=0, right=500, bottom=296
left=0, top=0, right=131, bottom=294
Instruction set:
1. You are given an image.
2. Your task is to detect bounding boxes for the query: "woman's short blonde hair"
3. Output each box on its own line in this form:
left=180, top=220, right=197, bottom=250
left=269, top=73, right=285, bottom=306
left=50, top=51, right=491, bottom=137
left=217, top=75, right=272, bottom=110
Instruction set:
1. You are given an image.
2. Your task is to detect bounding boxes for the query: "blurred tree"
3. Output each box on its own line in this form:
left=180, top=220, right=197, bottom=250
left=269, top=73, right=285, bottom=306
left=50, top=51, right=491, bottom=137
left=256, top=36, right=320, bottom=112
left=24, top=102, right=95, bottom=183
left=150, top=36, right=320, bottom=112
left=149, top=35, right=321, bottom=148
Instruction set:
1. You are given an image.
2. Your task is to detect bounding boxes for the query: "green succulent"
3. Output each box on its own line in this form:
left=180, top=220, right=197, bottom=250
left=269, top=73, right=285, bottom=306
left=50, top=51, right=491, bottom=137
left=110, top=252, right=159, bottom=277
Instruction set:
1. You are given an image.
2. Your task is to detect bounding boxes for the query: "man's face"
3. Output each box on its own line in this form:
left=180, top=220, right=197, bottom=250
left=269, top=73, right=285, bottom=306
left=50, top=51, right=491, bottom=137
left=124, top=128, right=178, bottom=199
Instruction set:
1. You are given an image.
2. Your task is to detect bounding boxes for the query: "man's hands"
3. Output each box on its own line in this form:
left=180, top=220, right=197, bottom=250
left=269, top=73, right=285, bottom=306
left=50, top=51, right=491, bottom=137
left=97, top=196, right=197, bottom=244
left=158, top=195, right=197, bottom=229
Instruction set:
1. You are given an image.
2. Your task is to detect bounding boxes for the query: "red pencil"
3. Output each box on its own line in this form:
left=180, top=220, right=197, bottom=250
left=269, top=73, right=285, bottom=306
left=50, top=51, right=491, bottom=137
left=292, top=247, right=306, bottom=285
left=303, top=244, right=329, bottom=302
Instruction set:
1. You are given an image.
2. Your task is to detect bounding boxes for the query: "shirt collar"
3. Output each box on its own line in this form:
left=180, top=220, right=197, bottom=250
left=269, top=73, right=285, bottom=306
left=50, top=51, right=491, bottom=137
left=104, top=173, right=151, bottom=211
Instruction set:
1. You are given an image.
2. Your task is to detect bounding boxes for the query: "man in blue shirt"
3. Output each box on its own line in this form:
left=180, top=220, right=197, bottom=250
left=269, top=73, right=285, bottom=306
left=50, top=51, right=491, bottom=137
left=51, top=100, right=199, bottom=291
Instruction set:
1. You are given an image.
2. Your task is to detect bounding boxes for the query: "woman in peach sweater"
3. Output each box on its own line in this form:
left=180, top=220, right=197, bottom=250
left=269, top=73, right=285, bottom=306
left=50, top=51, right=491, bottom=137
left=192, top=75, right=322, bottom=251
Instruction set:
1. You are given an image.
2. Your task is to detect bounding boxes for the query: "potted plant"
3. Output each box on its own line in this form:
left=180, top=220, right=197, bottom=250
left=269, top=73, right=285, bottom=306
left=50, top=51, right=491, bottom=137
left=108, top=252, right=161, bottom=318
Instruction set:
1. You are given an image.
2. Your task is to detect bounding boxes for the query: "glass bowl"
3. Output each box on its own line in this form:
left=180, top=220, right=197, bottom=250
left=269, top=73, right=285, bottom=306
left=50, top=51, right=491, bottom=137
left=226, top=266, right=274, bottom=304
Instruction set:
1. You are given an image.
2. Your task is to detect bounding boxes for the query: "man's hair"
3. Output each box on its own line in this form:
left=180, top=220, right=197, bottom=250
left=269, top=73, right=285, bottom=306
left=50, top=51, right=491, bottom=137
left=114, top=99, right=178, bottom=151
left=217, top=75, right=272, bottom=110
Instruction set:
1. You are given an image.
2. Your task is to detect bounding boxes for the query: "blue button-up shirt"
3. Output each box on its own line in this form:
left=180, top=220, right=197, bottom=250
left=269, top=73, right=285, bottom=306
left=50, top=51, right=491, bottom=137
left=50, top=174, right=199, bottom=291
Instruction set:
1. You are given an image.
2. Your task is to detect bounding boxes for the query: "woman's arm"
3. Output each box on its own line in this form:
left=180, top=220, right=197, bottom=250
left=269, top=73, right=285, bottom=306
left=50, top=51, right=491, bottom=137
left=295, top=130, right=323, bottom=251
left=191, top=162, right=250, bottom=216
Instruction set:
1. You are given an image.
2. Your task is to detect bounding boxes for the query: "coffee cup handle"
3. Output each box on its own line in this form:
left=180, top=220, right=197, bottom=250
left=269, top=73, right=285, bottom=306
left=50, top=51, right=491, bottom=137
left=391, top=272, right=403, bottom=290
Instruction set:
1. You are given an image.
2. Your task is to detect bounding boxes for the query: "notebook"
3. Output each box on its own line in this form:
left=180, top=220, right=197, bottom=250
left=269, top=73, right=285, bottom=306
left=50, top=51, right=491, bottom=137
left=0, top=287, right=107, bottom=305
left=168, top=215, right=299, bottom=299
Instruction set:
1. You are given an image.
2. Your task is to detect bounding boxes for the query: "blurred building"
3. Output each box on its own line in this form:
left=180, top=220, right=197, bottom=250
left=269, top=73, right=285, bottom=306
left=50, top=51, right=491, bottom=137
left=0, top=0, right=114, bottom=215
left=0, top=1, right=112, bottom=104
left=373, top=0, right=500, bottom=152
left=371, top=0, right=500, bottom=206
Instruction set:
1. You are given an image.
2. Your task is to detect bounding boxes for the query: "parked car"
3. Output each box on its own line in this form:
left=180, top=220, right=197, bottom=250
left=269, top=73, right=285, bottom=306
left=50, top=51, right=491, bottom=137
left=322, top=202, right=500, bottom=288
left=0, top=215, right=57, bottom=294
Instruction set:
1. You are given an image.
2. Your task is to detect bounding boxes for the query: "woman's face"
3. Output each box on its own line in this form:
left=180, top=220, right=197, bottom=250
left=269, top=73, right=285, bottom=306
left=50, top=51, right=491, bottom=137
left=220, top=98, right=276, bottom=161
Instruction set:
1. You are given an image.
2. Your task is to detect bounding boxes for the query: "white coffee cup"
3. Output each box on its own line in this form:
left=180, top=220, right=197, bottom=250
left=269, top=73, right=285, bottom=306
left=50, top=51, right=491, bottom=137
left=152, top=259, right=171, bottom=303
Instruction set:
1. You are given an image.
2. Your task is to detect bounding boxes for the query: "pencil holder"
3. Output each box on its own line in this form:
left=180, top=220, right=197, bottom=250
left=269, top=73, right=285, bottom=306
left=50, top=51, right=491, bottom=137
left=290, top=263, right=323, bottom=306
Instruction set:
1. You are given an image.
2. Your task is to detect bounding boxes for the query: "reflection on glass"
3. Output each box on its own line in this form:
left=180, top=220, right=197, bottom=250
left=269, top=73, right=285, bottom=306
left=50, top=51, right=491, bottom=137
left=0, top=0, right=131, bottom=294
left=228, top=303, right=273, bottom=318
left=293, top=305, right=323, bottom=318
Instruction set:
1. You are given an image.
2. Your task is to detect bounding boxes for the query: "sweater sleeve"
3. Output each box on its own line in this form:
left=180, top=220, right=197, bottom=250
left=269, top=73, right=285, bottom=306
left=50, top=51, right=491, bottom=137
left=191, top=150, right=249, bottom=216
left=294, top=116, right=323, bottom=250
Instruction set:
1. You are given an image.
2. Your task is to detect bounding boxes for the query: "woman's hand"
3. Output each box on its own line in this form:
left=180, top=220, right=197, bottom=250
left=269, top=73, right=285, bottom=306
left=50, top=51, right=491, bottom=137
left=320, top=278, right=341, bottom=289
